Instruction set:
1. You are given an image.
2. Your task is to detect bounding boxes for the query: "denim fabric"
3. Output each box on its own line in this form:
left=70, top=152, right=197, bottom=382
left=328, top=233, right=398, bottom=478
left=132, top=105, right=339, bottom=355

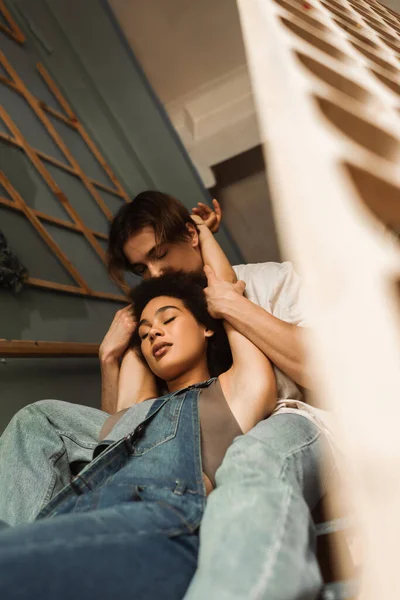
left=0, top=392, right=332, bottom=599
left=185, top=413, right=334, bottom=600
left=0, top=400, right=107, bottom=526
left=0, top=383, right=208, bottom=600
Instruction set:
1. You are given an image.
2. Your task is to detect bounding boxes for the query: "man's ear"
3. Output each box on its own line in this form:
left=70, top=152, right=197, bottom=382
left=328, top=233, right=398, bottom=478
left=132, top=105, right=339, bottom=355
left=204, top=328, right=215, bottom=339
left=186, top=222, right=200, bottom=249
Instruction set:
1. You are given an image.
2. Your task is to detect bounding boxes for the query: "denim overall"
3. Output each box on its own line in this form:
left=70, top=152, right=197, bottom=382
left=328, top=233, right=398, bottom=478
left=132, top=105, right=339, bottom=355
left=0, top=381, right=212, bottom=600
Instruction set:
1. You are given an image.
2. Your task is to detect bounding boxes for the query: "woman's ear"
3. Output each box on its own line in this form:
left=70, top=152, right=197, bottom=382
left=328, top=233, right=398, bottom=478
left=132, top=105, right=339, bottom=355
left=204, top=328, right=215, bottom=339
left=186, top=222, right=200, bottom=249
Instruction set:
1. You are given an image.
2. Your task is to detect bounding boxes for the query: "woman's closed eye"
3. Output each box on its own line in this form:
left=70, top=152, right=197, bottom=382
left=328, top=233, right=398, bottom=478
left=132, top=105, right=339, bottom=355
left=140, top=316, right=175, bottom=338
left=140, top=316, right=175, bottom=340
left=163, top=316, right=175, bottom=325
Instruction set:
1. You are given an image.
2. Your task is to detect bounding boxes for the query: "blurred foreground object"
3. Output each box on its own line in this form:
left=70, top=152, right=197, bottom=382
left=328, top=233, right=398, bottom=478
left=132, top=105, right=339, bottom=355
left=237, top=0, right=400, bottom=598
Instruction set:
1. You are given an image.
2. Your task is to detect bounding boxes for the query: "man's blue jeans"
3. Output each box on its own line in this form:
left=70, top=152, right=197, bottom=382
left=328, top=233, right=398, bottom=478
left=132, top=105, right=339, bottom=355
left=0, top=400, right=107, bottom=526
left=0, top=400, right=333, bottom=599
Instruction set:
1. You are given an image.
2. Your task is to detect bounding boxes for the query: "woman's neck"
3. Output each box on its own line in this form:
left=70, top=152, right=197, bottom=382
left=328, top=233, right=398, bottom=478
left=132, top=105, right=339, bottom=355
left=166, top=364, right=211, bottom=393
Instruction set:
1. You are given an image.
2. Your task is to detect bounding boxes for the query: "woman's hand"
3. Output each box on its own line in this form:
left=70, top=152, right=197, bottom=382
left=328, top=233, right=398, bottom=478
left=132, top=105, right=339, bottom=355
left=99, top=305, right=137, bottom=363
left=191, top=199, right=222, bottom=233
left=191, top=213, right=209, bottom=229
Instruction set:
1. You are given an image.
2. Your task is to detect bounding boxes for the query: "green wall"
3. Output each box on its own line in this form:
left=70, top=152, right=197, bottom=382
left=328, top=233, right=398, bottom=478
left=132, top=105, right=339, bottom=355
left=0, top=0, right=242, bottom=430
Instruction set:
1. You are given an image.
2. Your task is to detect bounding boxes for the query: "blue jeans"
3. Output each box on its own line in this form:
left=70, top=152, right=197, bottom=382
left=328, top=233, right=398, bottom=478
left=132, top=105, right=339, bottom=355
left=186, top=414, right=331, bottom=599
left=0, top=383, right=207, bottom=599
left=0, top=400, right=107, bottom=526
left=0, top=397, right=332, bottom=599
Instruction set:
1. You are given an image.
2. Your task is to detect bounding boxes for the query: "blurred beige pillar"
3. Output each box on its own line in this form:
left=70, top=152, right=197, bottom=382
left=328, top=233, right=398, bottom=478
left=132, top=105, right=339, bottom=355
left=237, top=0, right=400, bottom=598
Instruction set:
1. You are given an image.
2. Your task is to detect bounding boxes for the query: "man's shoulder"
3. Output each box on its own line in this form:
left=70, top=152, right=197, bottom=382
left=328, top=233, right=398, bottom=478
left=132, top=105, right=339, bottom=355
left=232, top=262, right=289, bottom=307
left=232, top=261, right=304, bottom=323
left=232, top=261, right=291, bottom=283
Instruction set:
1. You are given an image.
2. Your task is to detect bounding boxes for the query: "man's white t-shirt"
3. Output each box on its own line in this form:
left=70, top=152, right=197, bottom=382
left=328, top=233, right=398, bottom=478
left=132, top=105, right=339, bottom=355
left=233, top=261, right=305, bottom=402
left=232, top=261, right=333, bottom=440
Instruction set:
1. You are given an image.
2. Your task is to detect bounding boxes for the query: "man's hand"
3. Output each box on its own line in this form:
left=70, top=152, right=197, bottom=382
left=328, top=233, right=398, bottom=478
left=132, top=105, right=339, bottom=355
left=191, top=199, right=222, bottom=233
left=99, top=305, right=136, bottom=363
left=204, top=265, right=245, bottom=319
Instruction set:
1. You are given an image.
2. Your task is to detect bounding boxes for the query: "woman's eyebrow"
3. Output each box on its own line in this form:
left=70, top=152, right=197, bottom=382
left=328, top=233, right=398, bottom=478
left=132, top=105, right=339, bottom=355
left=155, top=305, right=182, bottom=316
left=138, top=318, right=150, bottom=328
left=138, top=305, right=182, bottom=328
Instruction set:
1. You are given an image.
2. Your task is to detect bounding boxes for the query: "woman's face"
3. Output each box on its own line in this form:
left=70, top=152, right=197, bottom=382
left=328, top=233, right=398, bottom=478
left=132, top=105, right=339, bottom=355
left=138, top=296, right=213, bottom=381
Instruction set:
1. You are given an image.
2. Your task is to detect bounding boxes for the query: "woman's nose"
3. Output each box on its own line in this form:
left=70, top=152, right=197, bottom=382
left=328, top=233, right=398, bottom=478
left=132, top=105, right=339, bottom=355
left=149, top=327, right=163, bottom=341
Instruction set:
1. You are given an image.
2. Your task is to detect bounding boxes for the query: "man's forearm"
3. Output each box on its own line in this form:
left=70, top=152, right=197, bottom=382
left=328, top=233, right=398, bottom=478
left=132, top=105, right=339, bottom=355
left=221, top=293, right=309, bottom=388
left=100, top=357, right=120, bottom=413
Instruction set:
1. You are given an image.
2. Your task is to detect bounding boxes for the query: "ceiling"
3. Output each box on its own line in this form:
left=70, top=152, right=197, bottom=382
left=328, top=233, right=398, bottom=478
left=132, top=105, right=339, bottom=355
left=109, top=0, right=259, bottom=186
left=108, top=0, right=247, bottom=105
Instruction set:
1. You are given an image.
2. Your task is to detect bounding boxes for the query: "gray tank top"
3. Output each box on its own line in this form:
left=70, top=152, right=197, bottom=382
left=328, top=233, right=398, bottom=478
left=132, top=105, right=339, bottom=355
left=199, top=379, right=243, bottom=486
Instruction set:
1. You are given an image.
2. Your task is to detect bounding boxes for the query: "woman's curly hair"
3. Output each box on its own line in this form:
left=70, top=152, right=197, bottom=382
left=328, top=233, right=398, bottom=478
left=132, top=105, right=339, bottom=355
left=130, top=271, right=232, bottom=379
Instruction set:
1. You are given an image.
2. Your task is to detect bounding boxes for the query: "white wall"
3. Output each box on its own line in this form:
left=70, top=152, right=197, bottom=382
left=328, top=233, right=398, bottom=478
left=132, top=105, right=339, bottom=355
left=108, top=0, right=257, bottom=187
left=108, top=0, right=246, bottom=104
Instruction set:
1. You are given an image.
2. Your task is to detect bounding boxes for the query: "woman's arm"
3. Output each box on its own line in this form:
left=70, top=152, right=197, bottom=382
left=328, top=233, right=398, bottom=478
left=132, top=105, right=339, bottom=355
left=116, top=348, right=158, bottom=411
left=196, top=223, right=277, bottom=430
left=220, top=319, right=277, bottom=432
left=99, top=349, right=158, bottom=441
left=193, top=215, right=237, bottom=283
left=202, top=266, right=277, bottom=432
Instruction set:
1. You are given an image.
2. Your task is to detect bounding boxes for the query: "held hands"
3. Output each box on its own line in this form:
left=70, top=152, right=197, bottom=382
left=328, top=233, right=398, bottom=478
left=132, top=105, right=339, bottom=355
left=191, top=199, right=222, bottom=233
left=99, top=305, right=137, bottom=362
left=204, top=265, right=245, bottom=319
left=191, top=213, right=209, bottom=229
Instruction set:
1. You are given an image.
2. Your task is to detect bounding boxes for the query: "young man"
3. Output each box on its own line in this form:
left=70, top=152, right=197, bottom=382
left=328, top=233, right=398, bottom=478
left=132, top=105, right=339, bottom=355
left=0, top=192, right=334, bottom=599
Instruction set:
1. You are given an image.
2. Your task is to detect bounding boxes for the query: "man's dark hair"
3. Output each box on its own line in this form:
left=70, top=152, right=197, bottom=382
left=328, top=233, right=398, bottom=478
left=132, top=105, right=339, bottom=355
left=108, top=191, right=197, bottom=283
left=130, top=271, right=232, bottom=379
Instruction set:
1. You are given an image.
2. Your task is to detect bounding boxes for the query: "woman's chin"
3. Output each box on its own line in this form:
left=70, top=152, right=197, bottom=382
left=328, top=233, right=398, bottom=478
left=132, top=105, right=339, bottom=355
left=155, top=361, right=194, bottom=384
left=150, top=353, right=201, bottom=383
left=152, top=361, right=181, bottom=383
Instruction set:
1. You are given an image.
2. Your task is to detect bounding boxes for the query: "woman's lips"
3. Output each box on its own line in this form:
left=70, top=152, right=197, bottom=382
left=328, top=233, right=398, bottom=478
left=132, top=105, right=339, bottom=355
left=153, top=343, right=172, bottom=358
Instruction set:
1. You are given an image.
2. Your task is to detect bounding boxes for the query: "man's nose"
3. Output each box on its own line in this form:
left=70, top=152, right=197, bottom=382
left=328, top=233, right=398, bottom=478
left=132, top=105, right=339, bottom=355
left=147, top=264, right=163, bottom=278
